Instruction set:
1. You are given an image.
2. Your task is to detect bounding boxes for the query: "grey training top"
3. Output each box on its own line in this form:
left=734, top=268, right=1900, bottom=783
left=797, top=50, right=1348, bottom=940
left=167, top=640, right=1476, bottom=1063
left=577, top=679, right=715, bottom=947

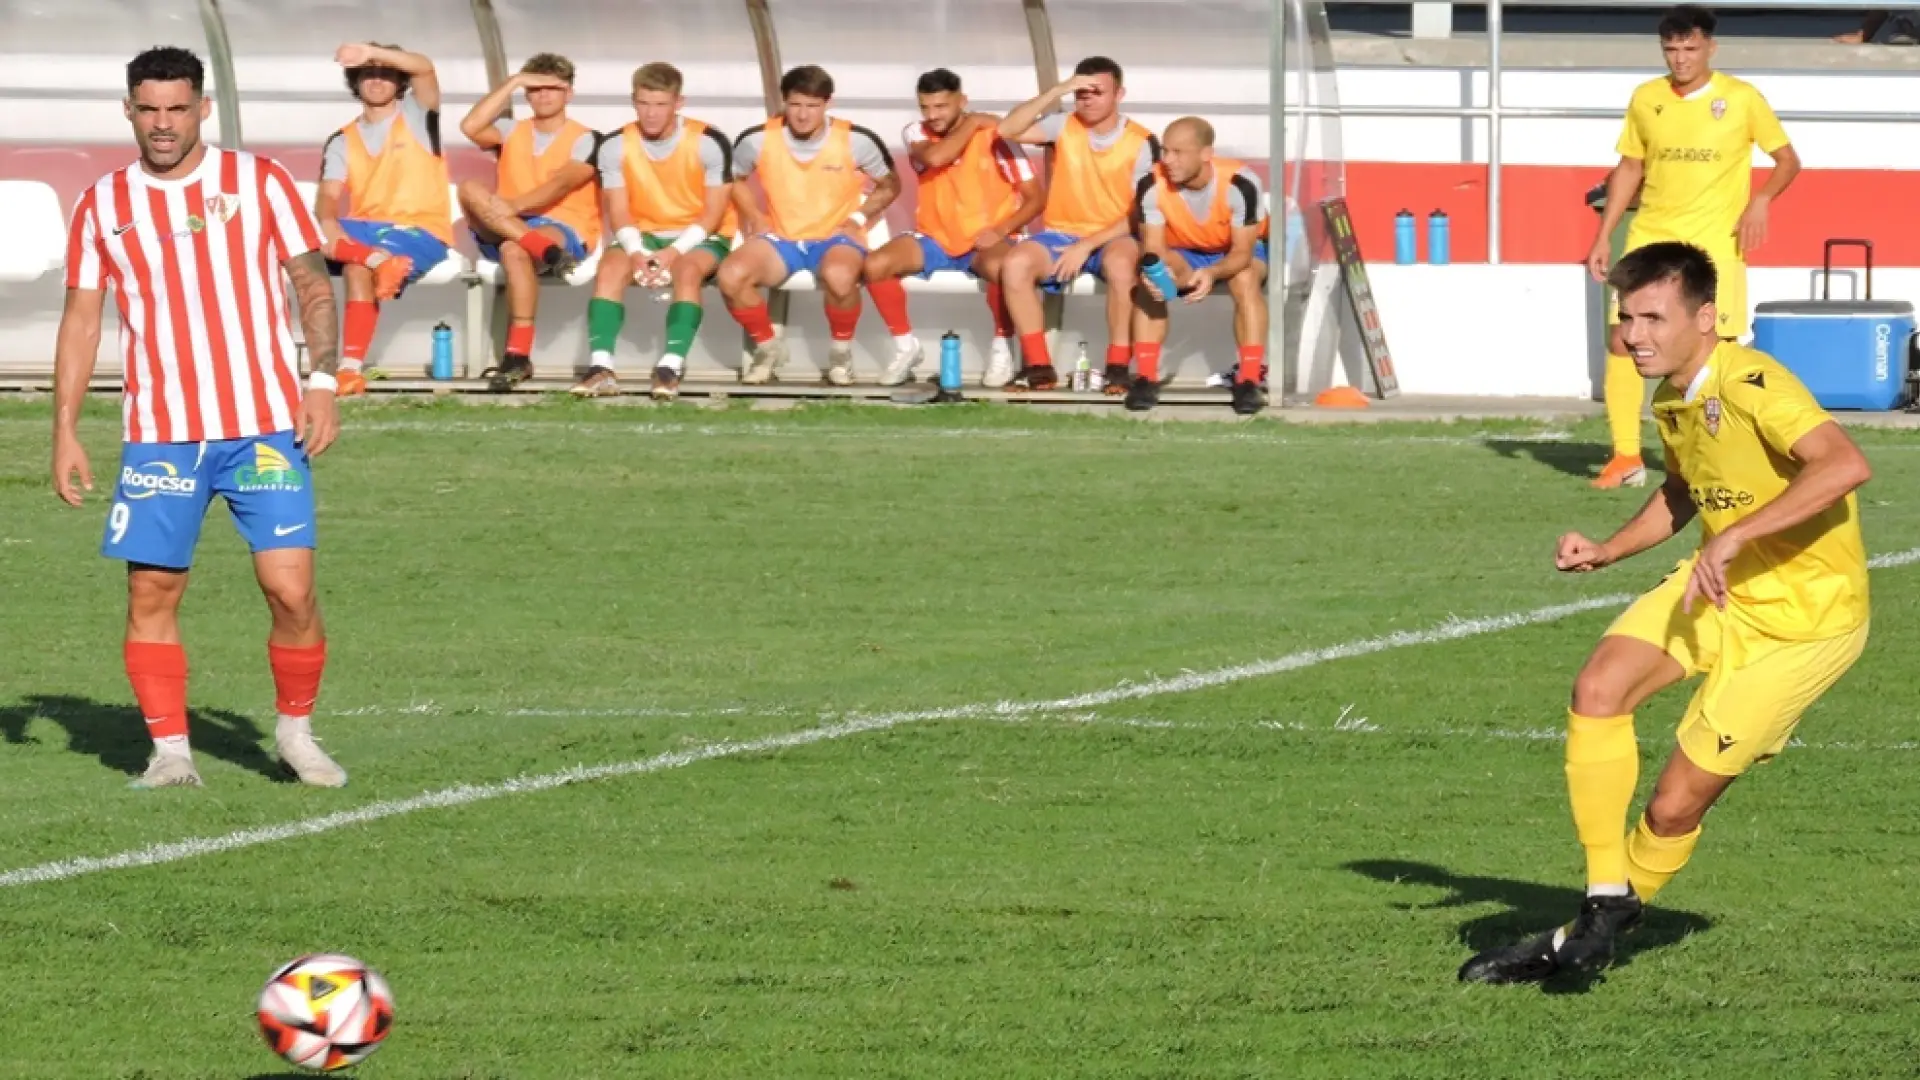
left=490, top=117, right=596, bottom=163
left=732, top=121, right=893, bottom=181
left=320, top=97, right=440, bottom=180
left=1138, top=167, right=1266, bottom=231
left=598, top=118, right=731, bottom=189
left=1032, top=112, right=1157, bottom=182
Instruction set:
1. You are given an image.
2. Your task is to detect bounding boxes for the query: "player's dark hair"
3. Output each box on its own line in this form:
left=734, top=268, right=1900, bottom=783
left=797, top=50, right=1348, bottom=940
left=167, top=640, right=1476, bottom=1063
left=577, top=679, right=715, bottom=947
left=1073, top=55, right=1125, bottom=87
left=345, top=43, right=412, bottom=100
left=127, top=47, right=205, bottom=96
left=780, top=65, right=834, bottom=101
left=521, top=52, right=575, bottom=85
left=1609, top=241, right=1718, bottom=312
left=1658, top=4, right=1717, bottom=40
left=916, top=68, right=962, bottom=96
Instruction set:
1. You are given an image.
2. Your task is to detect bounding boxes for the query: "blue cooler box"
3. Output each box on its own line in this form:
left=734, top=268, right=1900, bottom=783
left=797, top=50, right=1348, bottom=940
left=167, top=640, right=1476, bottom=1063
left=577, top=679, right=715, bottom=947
left=1752, top=300, right=1914, bottom=411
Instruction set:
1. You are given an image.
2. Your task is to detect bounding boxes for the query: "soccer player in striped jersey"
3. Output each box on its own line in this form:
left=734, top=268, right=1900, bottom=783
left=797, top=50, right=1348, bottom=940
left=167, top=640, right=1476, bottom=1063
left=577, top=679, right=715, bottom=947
left=997, top=56, right=1157, bottom=392
left=719, top=65, right=900, bottom=386
left=577, top=62, right=736, bottom=401
left=316, top=42, right=449, bottom=396
left=51, top=47, right=348, bottom=790
left=457, top=53, right=600, bottom=392
left=862, top=68, right=1041, bottom=388
left=1130, top=117, right=1270, bottom=415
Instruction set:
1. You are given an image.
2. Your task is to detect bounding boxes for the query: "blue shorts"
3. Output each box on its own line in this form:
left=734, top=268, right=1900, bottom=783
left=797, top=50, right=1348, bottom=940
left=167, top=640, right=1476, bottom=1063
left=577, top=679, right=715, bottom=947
left=909, top=233, right=978, bottom=278
left=336, top=219, right=450, bottom=282
left=1029, top=230, right=1110, bottom=292
left=475, top=216, right=589, bottom=266
left=1175, top=240, right=1270, bottom=272
left=762, top=234, right=867, bottom=281
left=103, top=431, right=317, bottom=571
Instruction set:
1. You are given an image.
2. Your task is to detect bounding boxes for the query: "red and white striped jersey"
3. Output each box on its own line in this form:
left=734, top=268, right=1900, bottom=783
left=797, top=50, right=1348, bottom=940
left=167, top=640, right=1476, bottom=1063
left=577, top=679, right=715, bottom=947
left=66, top=149, right=322, bottom=444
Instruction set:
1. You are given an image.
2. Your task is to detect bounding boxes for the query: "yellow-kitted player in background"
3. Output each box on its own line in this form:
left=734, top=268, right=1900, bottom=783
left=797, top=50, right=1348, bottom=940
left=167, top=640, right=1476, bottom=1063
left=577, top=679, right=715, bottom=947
left=1586, top=4, right=1800, bottom=489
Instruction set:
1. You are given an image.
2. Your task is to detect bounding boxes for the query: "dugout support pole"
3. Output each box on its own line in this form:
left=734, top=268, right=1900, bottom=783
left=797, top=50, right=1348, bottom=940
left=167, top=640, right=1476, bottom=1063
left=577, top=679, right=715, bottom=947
left=1267, top=0, right=1286, bottom=400
left=197, top=0, right=243, bottom=148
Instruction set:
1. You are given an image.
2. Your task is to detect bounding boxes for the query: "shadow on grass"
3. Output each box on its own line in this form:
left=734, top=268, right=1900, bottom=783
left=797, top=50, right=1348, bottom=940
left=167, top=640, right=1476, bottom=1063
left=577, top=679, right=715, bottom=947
left=1485, top=438, right=1628, bottom=481
left=0, top=693, right=285, bottom=782
left=1346, top=858, right=1712, bottom=994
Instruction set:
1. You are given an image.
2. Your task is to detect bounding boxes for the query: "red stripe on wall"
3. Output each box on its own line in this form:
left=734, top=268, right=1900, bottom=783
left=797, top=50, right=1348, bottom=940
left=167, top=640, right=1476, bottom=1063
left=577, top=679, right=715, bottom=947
left=1341, top=163, right=1920, bottom=267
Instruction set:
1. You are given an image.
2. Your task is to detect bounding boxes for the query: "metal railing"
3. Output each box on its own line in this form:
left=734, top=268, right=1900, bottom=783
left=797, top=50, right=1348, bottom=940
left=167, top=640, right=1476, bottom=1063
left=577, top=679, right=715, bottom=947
left=1280, top=0, right=1920, bottom=264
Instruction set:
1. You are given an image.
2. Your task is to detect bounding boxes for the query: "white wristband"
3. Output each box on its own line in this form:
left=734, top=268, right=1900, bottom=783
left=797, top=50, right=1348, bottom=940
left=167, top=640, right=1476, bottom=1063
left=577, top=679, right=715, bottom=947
left=308, top=372, right=338, bottom=393
left=848, top=211, right=869, bottom=228
left=617, top=227, right=645, bottom=254
left=669, top=225, right=709, bottom=254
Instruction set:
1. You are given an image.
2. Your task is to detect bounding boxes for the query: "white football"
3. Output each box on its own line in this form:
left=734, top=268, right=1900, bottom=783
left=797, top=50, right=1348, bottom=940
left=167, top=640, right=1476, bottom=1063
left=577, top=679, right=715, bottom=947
left=257, top=953, right=395, bottom=1072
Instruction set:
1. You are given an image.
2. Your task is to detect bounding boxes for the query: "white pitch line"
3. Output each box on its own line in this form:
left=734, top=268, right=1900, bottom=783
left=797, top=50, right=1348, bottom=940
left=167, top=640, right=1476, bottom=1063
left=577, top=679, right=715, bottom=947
left=4, top=545, right=1918, bottom=890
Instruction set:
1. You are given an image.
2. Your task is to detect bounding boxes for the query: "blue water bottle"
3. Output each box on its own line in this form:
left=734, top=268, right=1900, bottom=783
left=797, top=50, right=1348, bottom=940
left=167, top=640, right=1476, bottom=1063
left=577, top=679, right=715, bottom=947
left=939, top=331, right=963, bottom=394
left=430, top=321, right=455, bottom=380
left=1141, top=252, right=1180, bottom=299
left=1427, top=210, right=1451, bottom=266
left=1394, top=209, right=1417, bottom=265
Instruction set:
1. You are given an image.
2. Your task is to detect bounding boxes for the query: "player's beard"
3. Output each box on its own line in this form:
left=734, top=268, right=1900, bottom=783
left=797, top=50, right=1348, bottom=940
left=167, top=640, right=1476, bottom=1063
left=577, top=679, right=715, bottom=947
left=141, top=129, right=198, bottom=174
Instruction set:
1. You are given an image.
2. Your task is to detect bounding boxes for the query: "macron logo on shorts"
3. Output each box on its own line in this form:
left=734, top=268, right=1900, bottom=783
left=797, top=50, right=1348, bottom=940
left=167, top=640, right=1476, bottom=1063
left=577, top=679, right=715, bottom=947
left=120, top=461, right=198, bottom=500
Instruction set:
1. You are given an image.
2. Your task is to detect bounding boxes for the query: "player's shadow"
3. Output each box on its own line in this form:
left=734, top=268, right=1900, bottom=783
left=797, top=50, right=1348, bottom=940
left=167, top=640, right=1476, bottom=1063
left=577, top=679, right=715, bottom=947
left=0, top=694, right=286, bottom=782
left=1346, top=858, right=1713, bottom=994
left=1485, top=438, right=1620, bottom=481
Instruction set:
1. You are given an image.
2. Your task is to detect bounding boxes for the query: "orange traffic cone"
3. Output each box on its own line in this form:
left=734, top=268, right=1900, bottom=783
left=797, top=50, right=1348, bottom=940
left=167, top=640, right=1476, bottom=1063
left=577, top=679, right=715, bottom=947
left=1315, top=386, right=1370, bottom=409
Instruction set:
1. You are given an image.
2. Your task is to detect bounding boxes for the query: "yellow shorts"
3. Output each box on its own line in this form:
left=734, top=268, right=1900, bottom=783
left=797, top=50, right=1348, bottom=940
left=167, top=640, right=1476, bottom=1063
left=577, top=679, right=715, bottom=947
left=1605, top=559, right=1869, bottom=777
left=1612, top=233, right=1748, bottom=339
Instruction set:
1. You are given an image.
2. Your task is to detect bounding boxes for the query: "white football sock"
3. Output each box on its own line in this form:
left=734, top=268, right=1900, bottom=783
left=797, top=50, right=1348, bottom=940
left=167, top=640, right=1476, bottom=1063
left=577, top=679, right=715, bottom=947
left=153, top=733, right=191, bottom=758
left=276, top=713, right=312, bottom=738
left=590, top=350, right=615, bottom=371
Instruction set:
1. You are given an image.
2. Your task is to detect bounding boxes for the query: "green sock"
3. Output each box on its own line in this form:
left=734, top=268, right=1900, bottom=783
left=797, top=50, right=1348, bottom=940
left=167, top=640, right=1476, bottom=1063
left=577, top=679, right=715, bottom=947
left=587, top=297, right=625, bottom=357
left=663, top=301, right=703, bottom=361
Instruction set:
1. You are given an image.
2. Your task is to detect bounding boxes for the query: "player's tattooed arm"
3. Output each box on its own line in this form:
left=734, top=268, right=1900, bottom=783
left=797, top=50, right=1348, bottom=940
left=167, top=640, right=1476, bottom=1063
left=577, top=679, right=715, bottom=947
left=286, top=251, right=340, bottom=376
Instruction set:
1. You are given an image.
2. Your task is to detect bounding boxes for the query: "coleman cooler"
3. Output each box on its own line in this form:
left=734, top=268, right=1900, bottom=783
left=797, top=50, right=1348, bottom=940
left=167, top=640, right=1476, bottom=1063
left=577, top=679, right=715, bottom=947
left=1752, top=239, right=1915, bottom=410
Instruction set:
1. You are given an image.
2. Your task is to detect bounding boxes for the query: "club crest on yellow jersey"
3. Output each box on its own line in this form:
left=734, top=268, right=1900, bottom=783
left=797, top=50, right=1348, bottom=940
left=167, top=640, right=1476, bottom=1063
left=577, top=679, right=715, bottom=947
left=1704, top=396, right=1722, bottom=435
left=1711, top=98, right=1727, bottom=121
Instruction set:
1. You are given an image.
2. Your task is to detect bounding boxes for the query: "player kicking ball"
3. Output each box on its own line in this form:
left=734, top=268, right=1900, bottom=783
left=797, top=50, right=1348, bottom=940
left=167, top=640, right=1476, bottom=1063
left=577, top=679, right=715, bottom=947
left=1460, top=242, right=1873, bottom=984
left=52, top=47, right=350, bottom=790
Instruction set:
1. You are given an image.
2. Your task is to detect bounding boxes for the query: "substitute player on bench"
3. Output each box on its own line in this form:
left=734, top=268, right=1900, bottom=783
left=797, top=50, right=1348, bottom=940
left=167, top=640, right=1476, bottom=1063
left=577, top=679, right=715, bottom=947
left=862, top=68, right=1040, bottom=388
left=719, top=65, right=899, bottom=386
left=457, top=53, right=599, bottom=392
left=997, top=56, right=1157, bottom=392
left=1129, top=117, right=1270, bottom=415
left=317, top=42, right=451, bottom=396
left=1461, top=243, right=1872, bottom=985
left=1586, top=4, right=1799, bottom=489
left=577, top=62, right=736, bottom=401
left=53, top=47, right=349, bottom=789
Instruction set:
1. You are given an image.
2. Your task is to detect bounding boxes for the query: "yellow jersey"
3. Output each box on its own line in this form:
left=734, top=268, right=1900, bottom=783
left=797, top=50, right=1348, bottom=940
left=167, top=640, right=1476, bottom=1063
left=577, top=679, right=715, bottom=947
left=1651, top=342, right=1869, bottom=641
left=1617, top=71, right=1789, bottom=250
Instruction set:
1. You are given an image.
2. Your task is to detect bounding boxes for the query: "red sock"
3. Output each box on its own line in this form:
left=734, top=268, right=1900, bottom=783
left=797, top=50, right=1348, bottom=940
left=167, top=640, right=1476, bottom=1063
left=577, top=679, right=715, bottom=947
left=516, top=231, right=557, bottom=260
left=329, top=237, right=378, bottom=266
left=867, top=278, right=912, bottom=336
left=1106, top=344, right=1130, bottom=372
left=1134, top=342, right=1163, bottom=383
left=984, top=284, right=1013, bottom=338
left=729, top=302, right=776, bottom=345
left=1019, top=331, right=1052, bottom=369
left=1237, top=344, right=1266, bottom=384
left=344, top=300, right=378, bottom=364
left=505, top=322, right=535, bottom=358
left=125, top=641, right=189, bottom=740
left=268, top=640, right=327, bottom=717
left=825, top=300, right=862, bottom=342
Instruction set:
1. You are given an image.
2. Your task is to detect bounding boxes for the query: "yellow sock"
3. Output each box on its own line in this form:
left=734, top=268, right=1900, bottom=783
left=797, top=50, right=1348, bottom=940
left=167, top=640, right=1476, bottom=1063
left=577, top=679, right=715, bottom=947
left=1626, top=817, right=1701, bottom=903
left=1565, top=710, right=1639, bottom=889
left=1603, top=352, right=1645, bottom=458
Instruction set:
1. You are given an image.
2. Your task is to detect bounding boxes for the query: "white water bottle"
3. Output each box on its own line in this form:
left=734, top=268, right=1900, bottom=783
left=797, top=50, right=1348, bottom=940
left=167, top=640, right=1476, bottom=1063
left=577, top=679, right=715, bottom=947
left=1072, top=342, right=1091, bottom=392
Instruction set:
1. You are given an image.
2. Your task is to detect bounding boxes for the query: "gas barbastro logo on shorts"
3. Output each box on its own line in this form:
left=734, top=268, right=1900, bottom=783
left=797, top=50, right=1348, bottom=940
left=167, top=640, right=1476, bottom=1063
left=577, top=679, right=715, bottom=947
left=234, top=443, right=305, bottom=492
